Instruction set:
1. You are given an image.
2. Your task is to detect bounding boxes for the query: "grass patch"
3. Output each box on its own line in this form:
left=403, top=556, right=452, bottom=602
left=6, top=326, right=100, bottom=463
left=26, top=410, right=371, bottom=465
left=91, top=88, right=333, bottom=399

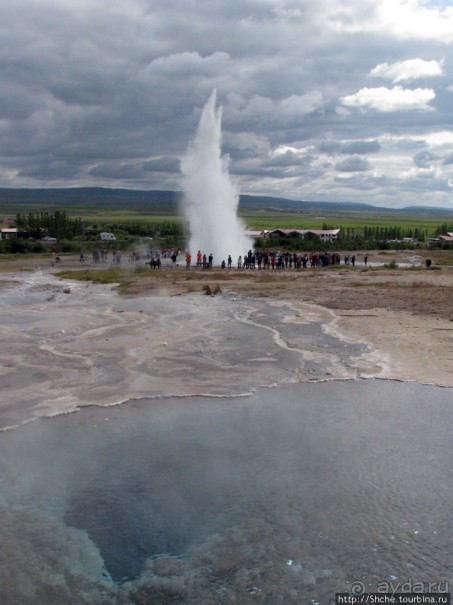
left=429, top=249, right=453, bottom=266
left=56, top=268, right=126, bottom=284
left=134, top=266, right=150, bottom=274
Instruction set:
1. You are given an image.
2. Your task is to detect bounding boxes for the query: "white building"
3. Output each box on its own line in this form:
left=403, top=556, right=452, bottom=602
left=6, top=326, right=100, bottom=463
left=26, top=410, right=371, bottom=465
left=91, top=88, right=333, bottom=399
left=0, top=228, right=18, bottom=240
left=99, top=232, right=116, bottom=241
left=266, top=228, right=340, bottom=242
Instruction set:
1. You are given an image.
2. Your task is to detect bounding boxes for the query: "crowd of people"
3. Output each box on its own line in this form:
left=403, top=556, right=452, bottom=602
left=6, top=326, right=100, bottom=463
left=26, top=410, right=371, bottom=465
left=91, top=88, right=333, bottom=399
left=167, top=249, right=365, bottom=269
left=77, top=246, right=435, bottom=272
left=79, top=246, right=370, bottom=270
left=80, top=248, right=123, bottom=264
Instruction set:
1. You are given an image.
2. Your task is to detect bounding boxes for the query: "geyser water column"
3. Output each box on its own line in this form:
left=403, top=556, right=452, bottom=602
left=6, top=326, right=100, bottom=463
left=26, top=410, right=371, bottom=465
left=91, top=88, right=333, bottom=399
left=181, top=90, right=252, bottom=264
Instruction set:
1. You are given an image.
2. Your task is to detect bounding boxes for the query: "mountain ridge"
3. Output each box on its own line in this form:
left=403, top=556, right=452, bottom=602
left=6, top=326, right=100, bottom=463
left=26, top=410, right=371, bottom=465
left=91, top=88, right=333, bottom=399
left=0, top=187, right=451, bottom=215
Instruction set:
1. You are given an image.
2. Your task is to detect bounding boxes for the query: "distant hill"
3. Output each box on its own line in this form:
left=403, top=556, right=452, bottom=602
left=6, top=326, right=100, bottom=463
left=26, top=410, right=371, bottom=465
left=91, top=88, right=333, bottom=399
left=239, top=196, right=453, bottom=214
left=239, top=195, right=378, bottom=213
left=0, top=188, right=180, bottom=215
left=0, top=187, right=451, bottom=215
left=401, top=205, right=453, bottom=214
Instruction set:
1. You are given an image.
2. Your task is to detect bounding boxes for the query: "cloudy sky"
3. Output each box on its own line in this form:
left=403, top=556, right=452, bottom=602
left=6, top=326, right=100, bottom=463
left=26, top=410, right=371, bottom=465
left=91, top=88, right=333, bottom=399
left=1, top=0, right=452, bottom=208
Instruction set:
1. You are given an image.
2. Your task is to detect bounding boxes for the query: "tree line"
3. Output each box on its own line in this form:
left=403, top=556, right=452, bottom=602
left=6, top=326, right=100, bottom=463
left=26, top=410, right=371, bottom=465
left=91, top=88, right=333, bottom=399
left=433, top=223, right=453, bottom=236
left=15, top=211, right=84, bottom=239
left=323, top=225, right=427, bottom=241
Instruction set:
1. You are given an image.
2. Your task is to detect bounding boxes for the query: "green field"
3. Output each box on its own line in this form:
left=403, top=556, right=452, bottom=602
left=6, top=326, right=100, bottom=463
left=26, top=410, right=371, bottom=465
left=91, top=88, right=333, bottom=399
left=240, top=209, right=452, bottom=235
left=1, top=187, right=452, bottom=238
left=6, top=207, right=450, bottom=237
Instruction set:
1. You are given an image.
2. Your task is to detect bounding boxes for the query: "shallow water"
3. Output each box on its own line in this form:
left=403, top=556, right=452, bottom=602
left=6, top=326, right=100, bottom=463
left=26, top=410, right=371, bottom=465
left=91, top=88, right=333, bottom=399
left=0, top=269, right=374, bottom=430
left=0, top=379, right=451, bottom=604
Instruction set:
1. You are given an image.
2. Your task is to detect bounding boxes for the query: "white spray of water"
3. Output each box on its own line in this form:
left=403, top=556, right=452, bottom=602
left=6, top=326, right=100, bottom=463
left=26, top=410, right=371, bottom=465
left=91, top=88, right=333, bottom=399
left=181, top=90, right=252, bottom=265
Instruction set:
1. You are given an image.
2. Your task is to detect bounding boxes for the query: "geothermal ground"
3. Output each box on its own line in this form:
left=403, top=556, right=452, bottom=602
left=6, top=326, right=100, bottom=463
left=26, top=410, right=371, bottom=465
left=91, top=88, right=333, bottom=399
left=0, top=251, right=451, bottom=605
left=1, top=251, right=452, bottom=430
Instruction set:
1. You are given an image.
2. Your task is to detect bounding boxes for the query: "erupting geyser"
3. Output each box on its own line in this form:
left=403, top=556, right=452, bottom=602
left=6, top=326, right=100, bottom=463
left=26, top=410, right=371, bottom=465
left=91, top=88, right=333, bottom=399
left=181, top=90, right=252, bottom=264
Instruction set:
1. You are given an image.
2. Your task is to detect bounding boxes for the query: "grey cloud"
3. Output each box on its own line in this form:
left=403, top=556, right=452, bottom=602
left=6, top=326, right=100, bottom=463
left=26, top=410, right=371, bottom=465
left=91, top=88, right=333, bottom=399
left=0, top=0, right=451, bottom=207
left=89, top=156, right=181, bottom=181
left=335, top=156, right=372, bottom=172
left=89, top=163, right=146, bottom=180
left=443, top=152, right=453, bottom=165
left=341, top=140, right=381, bottom=154
left=142, top=157, right=181, bottom=173
left=319, top=141, right=342, bottom=154
left=414, top=151, right=438, bottom=168
left=333, top=174, right=375, bottom=191
left=264, top=151, right=303, bottom=168
left=18, top=159, right=80, bottom=180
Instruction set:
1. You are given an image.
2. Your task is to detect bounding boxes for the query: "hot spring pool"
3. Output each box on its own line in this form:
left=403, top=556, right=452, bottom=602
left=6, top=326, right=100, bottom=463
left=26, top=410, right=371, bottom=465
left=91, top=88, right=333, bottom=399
left=0, top=379, right=451, bottom=604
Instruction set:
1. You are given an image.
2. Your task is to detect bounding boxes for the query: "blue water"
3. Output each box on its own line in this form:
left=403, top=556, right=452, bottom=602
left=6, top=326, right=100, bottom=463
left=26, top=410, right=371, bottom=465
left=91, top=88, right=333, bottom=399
left=0, top=379, right=451, bottom=604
